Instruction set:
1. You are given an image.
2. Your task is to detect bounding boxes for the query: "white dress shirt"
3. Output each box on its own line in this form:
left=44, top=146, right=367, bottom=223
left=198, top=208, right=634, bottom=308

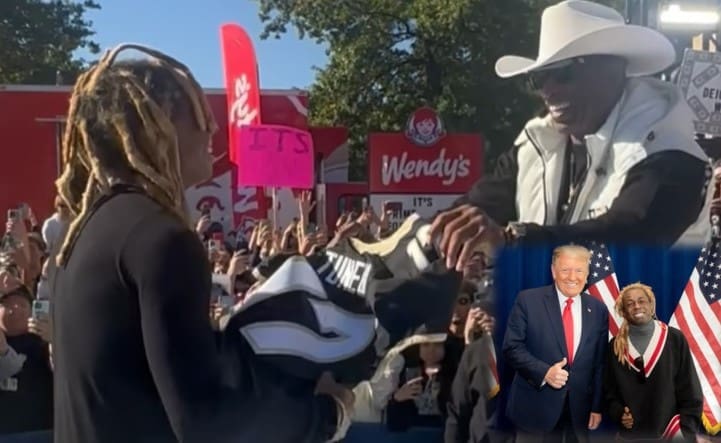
left=556, top=287, right=583, bottom=359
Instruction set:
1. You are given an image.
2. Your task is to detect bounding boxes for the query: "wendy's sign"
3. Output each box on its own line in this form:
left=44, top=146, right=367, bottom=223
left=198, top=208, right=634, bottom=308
left=369, top=107, right=483, bottom=194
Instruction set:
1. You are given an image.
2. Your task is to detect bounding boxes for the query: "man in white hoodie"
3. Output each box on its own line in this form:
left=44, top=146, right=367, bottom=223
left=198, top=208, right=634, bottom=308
left=430, top=0, right=712, bottom=272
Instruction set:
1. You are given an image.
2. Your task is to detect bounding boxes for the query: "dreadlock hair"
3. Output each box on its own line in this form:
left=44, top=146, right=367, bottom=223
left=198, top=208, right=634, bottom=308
left=55, top=44, right=217, bottom=266
left=612, top=282, right=657, bottom=366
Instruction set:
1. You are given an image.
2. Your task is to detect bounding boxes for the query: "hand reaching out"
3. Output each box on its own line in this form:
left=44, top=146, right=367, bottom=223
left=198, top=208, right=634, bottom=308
left=336, top=212, right=350, bottom=229
left=379, top=201, right=393, bottom=231
left=356, top=206, right=374, bottom=227
left=25, top=205, right=38, bottom=228
left=195, top=215, right=212, bottom=236
left=298, top=190, right=315, bottom=218
left=299, top=232, right=319, bottom=256
left=429, top=204, right=505, bottom=272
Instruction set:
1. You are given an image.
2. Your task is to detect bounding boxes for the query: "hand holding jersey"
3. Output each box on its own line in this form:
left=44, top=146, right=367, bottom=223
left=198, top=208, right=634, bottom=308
left=429, top=204, right=505, bottom=272
left=220, top=213, right=462, bottom=385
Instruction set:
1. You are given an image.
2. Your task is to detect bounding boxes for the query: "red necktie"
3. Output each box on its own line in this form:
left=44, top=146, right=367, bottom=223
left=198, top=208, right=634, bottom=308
left=563, top=298, right=575, bottom=365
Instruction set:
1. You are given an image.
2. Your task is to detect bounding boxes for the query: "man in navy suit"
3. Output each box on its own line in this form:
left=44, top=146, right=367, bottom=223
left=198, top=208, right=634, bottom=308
left=502, top=245, right=608, bottom=443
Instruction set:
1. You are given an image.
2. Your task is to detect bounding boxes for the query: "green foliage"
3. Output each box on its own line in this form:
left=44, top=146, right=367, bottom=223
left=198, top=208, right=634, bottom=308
left=257, top=0, right=625, bottom=180
left=0, top=0, right=100, bottom=84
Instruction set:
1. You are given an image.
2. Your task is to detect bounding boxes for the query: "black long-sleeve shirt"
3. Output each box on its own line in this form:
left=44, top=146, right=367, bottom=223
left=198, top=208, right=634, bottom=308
left=444, top=338, right=492, bottom=443
left=457, top=148, right=709, bottom=245
left=50, top=186, right=337, bottom=443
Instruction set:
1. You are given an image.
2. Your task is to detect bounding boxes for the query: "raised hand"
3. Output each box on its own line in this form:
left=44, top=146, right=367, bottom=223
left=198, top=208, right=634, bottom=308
left=298, top=190, right=315, bottom=218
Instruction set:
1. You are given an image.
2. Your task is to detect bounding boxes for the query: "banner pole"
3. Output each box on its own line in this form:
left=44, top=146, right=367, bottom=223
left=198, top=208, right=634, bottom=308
left=271, top=187, right=278, bottom=230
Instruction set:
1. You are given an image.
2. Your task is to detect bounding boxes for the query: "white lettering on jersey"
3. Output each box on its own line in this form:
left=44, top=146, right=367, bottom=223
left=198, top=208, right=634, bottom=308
left=316, top=251, right=373, bottom=296
left=239, top=298, right=376, bottom=363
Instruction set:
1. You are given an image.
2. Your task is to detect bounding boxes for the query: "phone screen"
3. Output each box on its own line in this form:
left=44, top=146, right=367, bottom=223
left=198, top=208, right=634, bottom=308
left=32, top=300, right=50, bottom=320
left=404, top=367, right=422, bottom=382
left=217, top=294, right=234, bottom=309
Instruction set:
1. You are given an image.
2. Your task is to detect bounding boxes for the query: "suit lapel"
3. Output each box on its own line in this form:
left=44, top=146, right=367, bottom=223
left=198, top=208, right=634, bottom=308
left=544, top=287, right=568, bottom=357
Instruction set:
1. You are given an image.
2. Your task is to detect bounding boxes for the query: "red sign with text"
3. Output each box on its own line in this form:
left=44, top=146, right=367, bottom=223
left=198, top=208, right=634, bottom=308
left=368, top=107, right=483, bottom=193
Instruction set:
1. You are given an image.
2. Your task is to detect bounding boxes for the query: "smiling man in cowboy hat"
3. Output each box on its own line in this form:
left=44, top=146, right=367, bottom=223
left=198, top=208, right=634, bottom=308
left=430, top=0, right=712, bottom=272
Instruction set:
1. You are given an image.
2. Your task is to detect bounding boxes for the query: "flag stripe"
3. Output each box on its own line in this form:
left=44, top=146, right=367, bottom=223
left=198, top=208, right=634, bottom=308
left=585, top=243, right=621, bottom=339
left=587, top=280, right=622, bottom=335
left=672, top=243, right=721, bottom=433
left=671, top=285, right=721, bottom=425
left=685, top=282, right=721, bottom=359
left=674, top=301, right=721, bottom=411
left=712, top=297, right=721, bottom=323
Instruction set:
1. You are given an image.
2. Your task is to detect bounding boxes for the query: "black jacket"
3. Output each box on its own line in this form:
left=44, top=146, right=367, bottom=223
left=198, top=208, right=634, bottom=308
left=456, top=147, right=709, bottom=245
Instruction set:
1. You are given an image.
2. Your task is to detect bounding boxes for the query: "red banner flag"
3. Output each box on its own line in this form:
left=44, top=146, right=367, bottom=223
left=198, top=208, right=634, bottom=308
left=219, top=23, right=269, bottom=227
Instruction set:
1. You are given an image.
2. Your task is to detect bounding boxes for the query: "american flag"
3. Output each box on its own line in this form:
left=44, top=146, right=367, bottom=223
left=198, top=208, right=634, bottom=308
left=585, top=243, right=623, bottom=338
left=669, top=239, right=721, bottom=435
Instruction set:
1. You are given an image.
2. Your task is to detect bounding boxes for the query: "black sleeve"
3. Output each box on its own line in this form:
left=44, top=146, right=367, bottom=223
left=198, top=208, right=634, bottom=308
left=673, top=331, right=704, bottom=441
left=520, top=151, right=709, bottom=245
left=603, top=341, right=626, bottom=427
left=502, top=293, right=550, bottom=387
left=385, top=396, right=416, bottom=433
left=454, top=145, right=519, bottom=225
left=122, top=219, right=338, bottom=442
left=444, top=341, right=479, bottom=443
left=250, top=246, right=263, bottom=267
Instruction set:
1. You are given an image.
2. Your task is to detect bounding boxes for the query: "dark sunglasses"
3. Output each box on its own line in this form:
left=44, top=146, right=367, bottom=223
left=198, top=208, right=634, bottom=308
left=457, top=297, right=470, bottom=306
left=527, top=57, right=586, bottom=90
left=634, top=356, right=646, bottom=384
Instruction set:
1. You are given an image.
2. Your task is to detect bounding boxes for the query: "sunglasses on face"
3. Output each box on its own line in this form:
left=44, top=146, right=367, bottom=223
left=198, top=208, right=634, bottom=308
left=527, top=57, right=586, bottom=90
left=457, top=297, right=470, bottom=306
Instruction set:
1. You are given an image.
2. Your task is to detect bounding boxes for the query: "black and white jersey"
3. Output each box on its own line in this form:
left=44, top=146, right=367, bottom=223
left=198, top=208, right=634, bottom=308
left=222, top=214, right=462, bottom=384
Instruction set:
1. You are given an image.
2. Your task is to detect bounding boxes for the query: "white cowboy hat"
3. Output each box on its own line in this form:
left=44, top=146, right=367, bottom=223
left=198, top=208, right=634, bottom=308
left=495, top=0, right=677, bottom=78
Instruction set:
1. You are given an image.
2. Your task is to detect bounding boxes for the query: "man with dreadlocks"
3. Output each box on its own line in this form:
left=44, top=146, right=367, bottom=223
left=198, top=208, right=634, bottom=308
left=604, top=283, right=703, bottom=442
left=49, top=44, right=349, bottom=443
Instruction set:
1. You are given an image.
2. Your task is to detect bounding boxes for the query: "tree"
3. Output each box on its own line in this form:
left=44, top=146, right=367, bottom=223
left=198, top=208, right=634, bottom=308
left=0, top=0, right=101, bottom=85
left=257, top=0, right=620, bottom=180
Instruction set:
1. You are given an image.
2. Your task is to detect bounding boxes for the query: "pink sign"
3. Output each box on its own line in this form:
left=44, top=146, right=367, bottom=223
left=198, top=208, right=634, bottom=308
left=236, top=124, right=315, bottom=189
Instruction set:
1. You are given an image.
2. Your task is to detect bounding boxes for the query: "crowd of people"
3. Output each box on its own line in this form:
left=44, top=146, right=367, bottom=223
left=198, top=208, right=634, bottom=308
left=1, top=0, right=721, bottom=441
left=0, top=199, right=714, bottom=443
left=0, top=189, right=497, bottom=441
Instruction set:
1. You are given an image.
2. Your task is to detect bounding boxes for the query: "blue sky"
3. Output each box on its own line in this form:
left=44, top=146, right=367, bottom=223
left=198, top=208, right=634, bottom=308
left=74, top=0, right=328, bottom=89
